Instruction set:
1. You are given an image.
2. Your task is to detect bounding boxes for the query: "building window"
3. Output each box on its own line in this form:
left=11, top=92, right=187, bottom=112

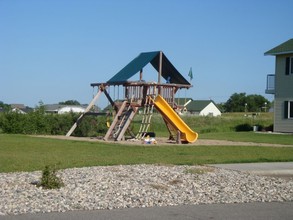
left=284, top=101, right=293, bottom=119
left=285, top=57, right=293, bottom=75
left=291, top=57, right=293, bottom=74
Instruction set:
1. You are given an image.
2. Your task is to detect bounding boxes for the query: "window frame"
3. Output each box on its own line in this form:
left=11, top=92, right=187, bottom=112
left=285, top=101, right=293, bottom=119
left=285, top=56, right=293, bottom=75
left=290, top=57, right=293, bottom=75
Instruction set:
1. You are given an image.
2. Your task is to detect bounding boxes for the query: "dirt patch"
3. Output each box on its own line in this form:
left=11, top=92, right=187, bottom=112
left=34, top=135, right=293, bottom=148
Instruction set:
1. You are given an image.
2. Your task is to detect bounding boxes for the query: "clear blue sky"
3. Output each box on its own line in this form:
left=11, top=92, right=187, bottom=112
left=1, top=0, right=292, bottom=108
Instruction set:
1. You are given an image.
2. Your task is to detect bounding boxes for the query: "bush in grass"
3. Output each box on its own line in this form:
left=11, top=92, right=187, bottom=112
left=235, top=123, right=252, bottom=132
left=48, top=113, right=78, bottom=135
left=0, top=111, right=104, bottom=136
left=0, top=112, right=26, bottom=133
left=37, top=165, right=64, bottom=189
left=73, top=115, right=108, bottom=137
left=265, top=124, right=274, bottom=132
left=0, top=110, right=274, bottom=136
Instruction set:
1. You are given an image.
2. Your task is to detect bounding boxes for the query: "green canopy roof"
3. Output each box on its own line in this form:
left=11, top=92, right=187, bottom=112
left=264, top=39, right=293, bottom=55
left=107, top=51, right=190, bottom=85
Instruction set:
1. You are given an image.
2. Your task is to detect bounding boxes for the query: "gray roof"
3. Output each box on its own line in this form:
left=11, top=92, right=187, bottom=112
left=264, top=39, right=293, bottom=55
left=44, top=104, right=62, bottom=112
left=10, top=104, right=33, bottom=113
left=10, top=104, right=25, bottom=109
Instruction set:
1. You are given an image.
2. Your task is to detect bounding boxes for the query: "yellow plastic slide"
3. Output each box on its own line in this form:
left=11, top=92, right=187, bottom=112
left=153, top=95, right=198, bottom=143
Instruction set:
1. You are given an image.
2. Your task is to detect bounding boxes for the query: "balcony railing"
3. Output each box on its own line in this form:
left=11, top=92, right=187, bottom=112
left=265, top=74, right=275, bottom=94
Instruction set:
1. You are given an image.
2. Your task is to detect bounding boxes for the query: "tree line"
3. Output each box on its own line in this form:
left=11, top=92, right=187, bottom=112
left=0, top=93, right=271, bottom=135
left=218, top=93, right=271, bottom=113
left=2, top=93, right=271, bottom=114
left=0, top=103, right=107, bottom=136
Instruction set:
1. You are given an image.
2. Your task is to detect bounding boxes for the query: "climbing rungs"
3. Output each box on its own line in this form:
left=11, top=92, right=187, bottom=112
left=104, top=101, right=127, bottom=141
left=115, top=107, right=137, bottom=141
left=136, top=95, right=154, bottom=139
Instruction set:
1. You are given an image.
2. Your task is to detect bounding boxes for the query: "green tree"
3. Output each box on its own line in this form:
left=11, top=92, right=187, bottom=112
left=224, top=93, right=247, bottom=112
left=246, top=94, right=270, bottom=112
left=216, top=102, right=226, bottom=113
left=224, top=93, right=270, bottom=112
left=0, top=101, right=11, bottom=112
left=58, top=100, right=80, bottom=105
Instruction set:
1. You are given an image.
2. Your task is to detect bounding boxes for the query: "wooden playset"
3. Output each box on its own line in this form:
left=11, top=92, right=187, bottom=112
left=66, top=51, right=198, bottom=143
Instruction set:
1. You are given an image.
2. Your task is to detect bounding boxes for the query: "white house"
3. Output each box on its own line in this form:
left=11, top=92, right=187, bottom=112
left=58, top=106, right=85, bottom=114
left=10, top=104, right=32, bottom=114
left=186, top=100, right=222, bottom=116
left=44, top=104, right=86, bottom=114
left=11, top=108, right=27, bottom=114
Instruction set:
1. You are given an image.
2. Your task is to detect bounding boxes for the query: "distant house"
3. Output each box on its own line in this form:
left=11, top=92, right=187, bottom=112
left=44, top=104, right=86, bottom=114
left=186, top=100, right=222, bottom=116
left=265, top=38, right=293, bottom=133
left=10, top=104, right=32, bottom=114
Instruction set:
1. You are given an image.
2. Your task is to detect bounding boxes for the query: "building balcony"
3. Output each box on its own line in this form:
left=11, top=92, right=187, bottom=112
left=265, top=74, right=275, bottom=94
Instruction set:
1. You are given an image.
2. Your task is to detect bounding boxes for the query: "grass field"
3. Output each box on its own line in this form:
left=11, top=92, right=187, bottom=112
left=1, top=133, right=293, bottom=173
left=132, top=112, right=274, bottom=136
left=200, top=132, right=293, bottom=145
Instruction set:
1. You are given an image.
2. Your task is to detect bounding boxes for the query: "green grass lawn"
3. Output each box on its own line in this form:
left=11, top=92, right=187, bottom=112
left=200, top=132, right=293, bottom=145
left=1, top=134, right=293, bottom=173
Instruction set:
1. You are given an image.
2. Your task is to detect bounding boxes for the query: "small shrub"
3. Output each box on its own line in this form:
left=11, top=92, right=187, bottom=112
left=37, top=165, right=64, bottom=189
left=235, top=123, right=252, bottom=132
left=265, top=124, right=274, bottom=132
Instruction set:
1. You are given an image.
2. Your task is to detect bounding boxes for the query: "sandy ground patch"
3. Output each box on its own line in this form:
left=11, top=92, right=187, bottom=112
left=34, top=135, right=293, bottom=148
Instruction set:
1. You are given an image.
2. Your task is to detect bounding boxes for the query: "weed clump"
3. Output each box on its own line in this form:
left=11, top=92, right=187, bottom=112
left=235, top=123, right=252, bottom=132
left=37, top=165, right=64, bottom=189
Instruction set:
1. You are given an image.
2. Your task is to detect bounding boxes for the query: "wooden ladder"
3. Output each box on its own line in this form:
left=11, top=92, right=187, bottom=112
left=104, top=101, right=138, bottom=141
left=136, top=96, right=154, bottom=140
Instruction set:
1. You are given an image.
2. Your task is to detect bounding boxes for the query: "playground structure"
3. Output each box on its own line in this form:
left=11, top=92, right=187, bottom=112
left=66, top=51, right=198, bottom=143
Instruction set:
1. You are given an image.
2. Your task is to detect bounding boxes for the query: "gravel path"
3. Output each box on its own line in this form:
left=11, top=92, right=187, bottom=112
left=1, top=164, right=292, bottom=216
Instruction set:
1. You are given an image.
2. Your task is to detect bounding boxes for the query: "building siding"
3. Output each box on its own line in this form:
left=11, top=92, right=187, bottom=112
left=200, top=103, right=222, bottom=116
left=275, top=55, right=293, bottom=97
left=274, top=55, right=293, bottom=132
left=274, top=98, right=293, bottom=132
